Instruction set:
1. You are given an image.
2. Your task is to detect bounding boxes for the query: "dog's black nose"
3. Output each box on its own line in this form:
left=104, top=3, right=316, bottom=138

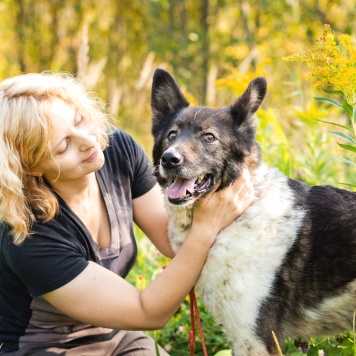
left=161, top=151, right=183, bottom=168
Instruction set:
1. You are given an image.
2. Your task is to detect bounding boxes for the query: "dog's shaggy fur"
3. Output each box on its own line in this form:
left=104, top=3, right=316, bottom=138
left=151, top=68, right=356, bottom=355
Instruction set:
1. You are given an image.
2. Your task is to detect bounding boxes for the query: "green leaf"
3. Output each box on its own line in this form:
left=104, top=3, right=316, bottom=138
left=337, top=143, right=356, bottom=153
left=316, top=119, right=352, bottom=132
left=327, top=131, right=356, bottom=144
left=322, top=88, right=344, bottom=96
left=320, top=155, right=356, bottom=167
left=342, top=100, right=353, bottom=117
left=154, top=331, right=161, bottom=356
left=314, top=97, right=343, bottom=109
left=328, top=181, right=356, bottom=188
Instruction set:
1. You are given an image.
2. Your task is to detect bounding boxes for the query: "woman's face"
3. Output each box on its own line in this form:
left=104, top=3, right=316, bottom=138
left=36, top=99, right=105, bottom=184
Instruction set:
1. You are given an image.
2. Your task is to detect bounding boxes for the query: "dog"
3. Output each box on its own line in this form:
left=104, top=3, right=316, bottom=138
left=150, top=68, right=356, bottom=355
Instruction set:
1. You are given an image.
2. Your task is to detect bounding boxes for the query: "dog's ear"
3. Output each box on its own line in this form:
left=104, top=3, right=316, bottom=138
left=230, top=77, right=267, bottom=127
left=151, top=69, right=189, bottom=124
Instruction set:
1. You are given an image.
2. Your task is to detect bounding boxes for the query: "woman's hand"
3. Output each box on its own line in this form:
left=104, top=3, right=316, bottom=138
left=192, top=167, right=254, bottom=243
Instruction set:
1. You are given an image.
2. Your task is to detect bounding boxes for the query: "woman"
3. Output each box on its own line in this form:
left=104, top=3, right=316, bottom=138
left=0, top=72, right=253, bottom=355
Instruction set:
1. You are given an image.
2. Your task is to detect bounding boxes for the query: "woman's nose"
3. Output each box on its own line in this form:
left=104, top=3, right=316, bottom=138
left=75, top=131, right=97, bottom=151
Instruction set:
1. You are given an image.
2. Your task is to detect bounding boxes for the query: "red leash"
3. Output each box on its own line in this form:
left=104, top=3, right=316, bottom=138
left=189, top=288, right=208, bottom=356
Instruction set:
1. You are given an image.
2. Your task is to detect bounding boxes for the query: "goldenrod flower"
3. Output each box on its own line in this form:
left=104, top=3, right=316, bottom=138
left=216, top=58, right=272, bottom=95
left=284, top=24, right=356, bottom=106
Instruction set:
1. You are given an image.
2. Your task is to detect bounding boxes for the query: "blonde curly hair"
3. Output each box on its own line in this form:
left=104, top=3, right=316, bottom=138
left=0, top=72, right=110, bottom=245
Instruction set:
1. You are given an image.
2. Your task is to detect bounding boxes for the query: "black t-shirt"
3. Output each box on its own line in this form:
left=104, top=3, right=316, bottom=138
left=0, top=129, right=157, bottom=352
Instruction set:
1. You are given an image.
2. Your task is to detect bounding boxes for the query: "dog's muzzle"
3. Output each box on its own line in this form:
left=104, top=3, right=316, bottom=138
left=166, top=174, right=213, bottom=205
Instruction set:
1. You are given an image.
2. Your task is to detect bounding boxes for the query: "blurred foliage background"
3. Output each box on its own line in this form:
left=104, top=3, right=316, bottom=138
left=1, top=0, right=355, bottom=156
left=1, top=0, right=355, bottom=354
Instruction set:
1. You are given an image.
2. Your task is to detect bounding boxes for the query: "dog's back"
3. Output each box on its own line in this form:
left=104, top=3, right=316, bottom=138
left=258, top=182, right=356, bottom=343
left=151, top=68, right=356, bottom=355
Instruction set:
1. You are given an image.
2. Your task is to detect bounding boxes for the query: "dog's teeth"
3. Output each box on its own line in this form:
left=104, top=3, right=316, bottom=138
left=195, top=175, right=205, bottom=187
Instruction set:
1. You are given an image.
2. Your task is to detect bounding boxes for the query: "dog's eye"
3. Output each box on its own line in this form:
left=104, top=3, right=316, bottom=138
left=203, top=133, right=215, bottom=143
left=168, top=131, right=177, bottom=141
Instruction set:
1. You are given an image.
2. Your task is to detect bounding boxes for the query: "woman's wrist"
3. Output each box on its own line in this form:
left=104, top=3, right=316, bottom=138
left=187, top=221, right=219, bottom=248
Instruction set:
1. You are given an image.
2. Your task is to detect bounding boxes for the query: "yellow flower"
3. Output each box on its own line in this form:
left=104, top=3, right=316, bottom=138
left=216, top=58, right=272, bottom=95
left=338, top=34, right=353, bottom=48
left=283, top=25, right=356, bottom=106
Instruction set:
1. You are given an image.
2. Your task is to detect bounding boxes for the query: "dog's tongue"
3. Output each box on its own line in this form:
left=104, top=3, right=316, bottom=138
left=168, top=177, right=196, bottom=200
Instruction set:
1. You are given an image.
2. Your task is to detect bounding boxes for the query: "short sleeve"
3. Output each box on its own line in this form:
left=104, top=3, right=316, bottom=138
left=2, top=223, right=89, bottom=297
left=130, top=140, right=157, bottom=199
left=106, top=130, right=157, bottom=199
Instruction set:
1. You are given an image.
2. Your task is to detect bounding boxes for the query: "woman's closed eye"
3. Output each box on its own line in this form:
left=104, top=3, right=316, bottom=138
left=58, top=139, right=70, bottom=155
left=75, top=115, right=84, bottom=126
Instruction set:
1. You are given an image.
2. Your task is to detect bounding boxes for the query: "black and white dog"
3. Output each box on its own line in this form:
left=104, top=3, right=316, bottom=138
left=151, top=69, right=356, bottom=355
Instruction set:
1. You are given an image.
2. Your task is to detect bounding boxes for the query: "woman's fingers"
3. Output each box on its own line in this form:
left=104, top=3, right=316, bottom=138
left=193, top=167, right=254, bottom=235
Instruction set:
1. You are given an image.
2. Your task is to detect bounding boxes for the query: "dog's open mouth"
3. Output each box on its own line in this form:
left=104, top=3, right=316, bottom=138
left=167, top=174, right=213, bottom=205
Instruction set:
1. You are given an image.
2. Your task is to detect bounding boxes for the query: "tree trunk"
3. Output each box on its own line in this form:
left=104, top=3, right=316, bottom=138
left=200, top=0, right=209, bottom=104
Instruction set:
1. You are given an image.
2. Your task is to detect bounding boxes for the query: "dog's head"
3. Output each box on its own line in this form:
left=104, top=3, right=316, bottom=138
left=151, top=68, right=266, bottom=206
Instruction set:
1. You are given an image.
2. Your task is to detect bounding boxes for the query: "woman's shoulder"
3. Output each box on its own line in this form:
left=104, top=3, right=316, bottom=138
left=107, top=127, right=140, bottom=152
left=104, top=128, right=148, bottom=171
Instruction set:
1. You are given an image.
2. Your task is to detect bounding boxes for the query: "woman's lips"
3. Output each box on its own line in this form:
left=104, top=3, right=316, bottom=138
left=83, top=149, right=98, bottom=162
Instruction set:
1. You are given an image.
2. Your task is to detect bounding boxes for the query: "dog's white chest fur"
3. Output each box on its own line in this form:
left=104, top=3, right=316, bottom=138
left=166, top=165, right=306, bottom=353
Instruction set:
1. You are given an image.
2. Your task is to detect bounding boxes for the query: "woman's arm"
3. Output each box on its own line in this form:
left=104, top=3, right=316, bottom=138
left=132, top=184, right=174, bottom=258
left=43, top=172, right=253, bottom=331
